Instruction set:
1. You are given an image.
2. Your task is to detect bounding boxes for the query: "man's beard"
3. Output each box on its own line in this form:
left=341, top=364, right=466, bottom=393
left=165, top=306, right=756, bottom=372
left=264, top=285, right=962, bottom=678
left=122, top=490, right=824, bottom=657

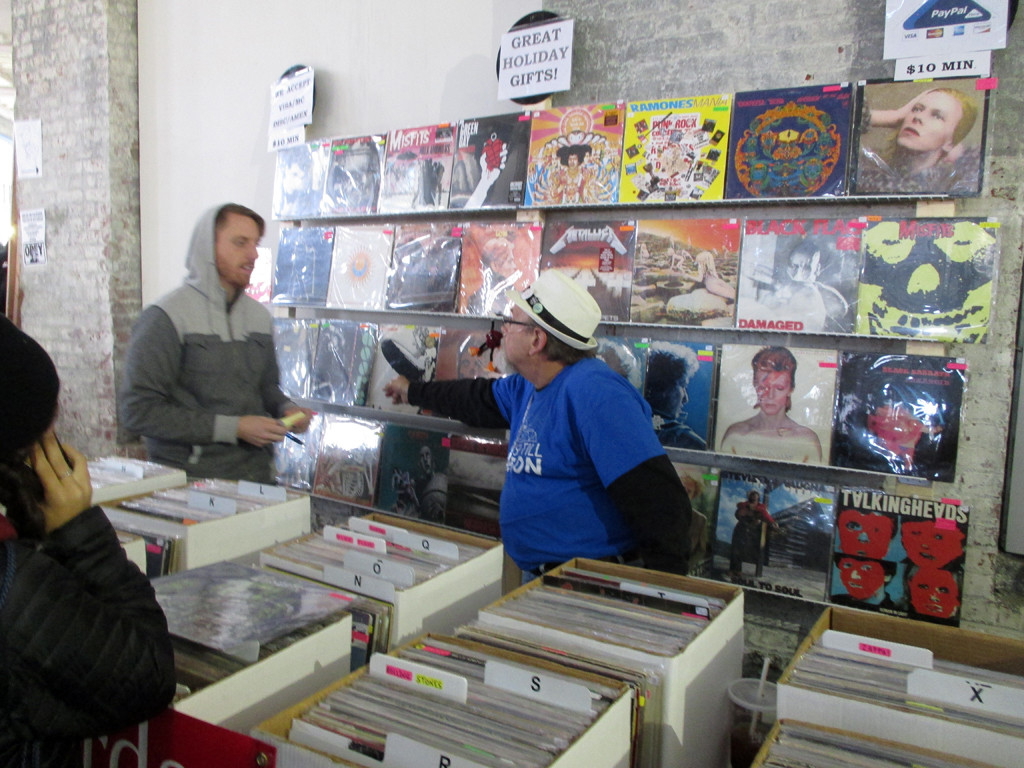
left=492, top=346, right=517, bottom=376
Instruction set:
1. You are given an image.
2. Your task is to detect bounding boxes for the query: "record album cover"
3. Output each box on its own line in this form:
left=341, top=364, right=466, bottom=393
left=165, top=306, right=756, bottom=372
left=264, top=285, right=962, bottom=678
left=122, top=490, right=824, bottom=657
left=444, top=434, right=507, bottom=538
left=272, top=139, right=330, bottom=220
left=672, top=463, right=719, bottom=577
left=365, top=324, right=441, bottom=415
left=830, top=487, right=969, bottom=626
left=275, top=412, right=325, bottom=493
left=832, top=353, right=966, bottom=482
left=524, top=102, right=626, bottom=206
left=385, top=222, right=462, bottom=312
left=378, top=122, right=458, bottom=213
left=643, top=340, right=716, bottom=451
left=850, top=78, right=988, bottom=197
left=736, top=217, right=865, bottom=334
left=375, top=424, right=450, bottom=524
left=449, top=112, right=532, bottom=209
left=595, top=335, right=648, bottom=392
left=272, top=317, right=321, bottom=401
left=326, top=224, right=395, bottom=310
left=312, top=415, right=383, bottom=506
left=715, top=344, right=838, bottom=465
left=456, top=221, right=541, bottom=317
left=308, top=319, right=378, bottom=407
left=855, top=217, right=999, bottom=343
left=539, top=219, right=636, bottom=321
left=620, top=93, right=732, bottom=203
left=435, top=327, right=504, bottom=382
left=631, top=218, right=740, bottom=327
left=271, top=226, right=335, bottom=305
left=320, top=134, right=386, bottom=216
left=713, top=472, right=835, bottom=601
left=726, top=83, right=854, bottom=199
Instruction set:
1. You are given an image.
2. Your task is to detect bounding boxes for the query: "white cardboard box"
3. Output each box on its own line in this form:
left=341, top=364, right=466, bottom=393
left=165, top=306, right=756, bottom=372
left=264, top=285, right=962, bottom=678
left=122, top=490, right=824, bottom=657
left=103, top=491, right=311, bottom=572
left=777, top=606, right=1024, bottom=768
left=175, top=613, right=352, bottom=733
left=89, top=457, right=188, bottom=504
left=477, top=558, right=744, bottom=768
left=261, top=512, right=504, bottom=648
left=116, top=531, right=148, bottom=572
left=253, top=632, right=633, bottom=768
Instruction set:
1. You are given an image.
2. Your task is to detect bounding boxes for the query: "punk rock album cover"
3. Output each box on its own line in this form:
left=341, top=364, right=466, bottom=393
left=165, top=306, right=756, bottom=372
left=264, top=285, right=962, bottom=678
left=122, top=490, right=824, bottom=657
left=375, top=424, right=450, bottom=525
left=272, top=139, right=330, bottom=220
left=830, top=487, right=969, bottom=626
left=672, top=463, right=719, bottom=577
left=643, top=340, right=716, bottom=451
left=715, top=344, right=838, bottom=466
left=435, top=327, right=504, bottom=382
left=855, top=217, right=999, bottom=343
left=385, top=222, right=462, bottom=312
left=325, top=224, right=395, bottom=310
left=272, top=317, right=321, bottom=401
left=736, top=217, right=865, bottom=334
left=539, top=219, right=636, bottom=321
left=456, top=221, right=541, bottom=317
left=308, top=319, right=378, bottom=407
left=449, top=112, right=532, bottom=209
left=713, top=472, right=836, bottom=601
left=365, top=324, right=441, bottom=416
left=524, top=102, right=626, bottom=206
left=596, top=335, right=649, bottom=392
left=631, top=218, right=740, bottom=327
left=312, top=415, right=383, bottom=506
left=378, top=122, right=457, bottom=213
left=832, top=353, right=966, bottom=482
left=725, top=83, right=854, bottom=199
left=271, top=225, right=335, bottom=305
left=444, top=434, right=507, bottom=538
left=850, top=78, right=989, bottom=198
left=320, top=134, right=386, bottom=216
left=619, top=93, right=732, bottom=203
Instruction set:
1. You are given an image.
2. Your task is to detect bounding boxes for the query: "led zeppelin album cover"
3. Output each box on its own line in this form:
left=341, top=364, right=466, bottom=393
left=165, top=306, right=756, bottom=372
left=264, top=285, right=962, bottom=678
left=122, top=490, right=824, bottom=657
left=725, top=83, right=853, bottom=199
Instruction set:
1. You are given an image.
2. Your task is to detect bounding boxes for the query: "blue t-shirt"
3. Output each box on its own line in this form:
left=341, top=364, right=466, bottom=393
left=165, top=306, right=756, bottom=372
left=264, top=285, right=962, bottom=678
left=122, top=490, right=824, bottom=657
left=491, top=358, right=666, bottom=572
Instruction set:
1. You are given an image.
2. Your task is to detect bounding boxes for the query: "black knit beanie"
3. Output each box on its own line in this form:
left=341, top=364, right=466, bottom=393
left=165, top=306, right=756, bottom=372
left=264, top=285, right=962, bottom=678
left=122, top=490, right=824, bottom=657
left=0, top=315, right=60, bottom=458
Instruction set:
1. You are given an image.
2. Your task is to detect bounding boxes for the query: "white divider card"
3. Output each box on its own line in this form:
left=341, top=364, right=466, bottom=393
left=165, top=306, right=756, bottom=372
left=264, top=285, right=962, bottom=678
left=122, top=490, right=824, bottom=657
left=616, top=578, right=711, bottom=617
left=384, top=733, right=488, bottom=768
left=186, top=489, right=237, bottom=516
left=370, top=653, right=468, bottom=703
left=94, top=458, right=145, bottom=479
left=348, top=516, right=461, bottom=560
left=907, top=668, right=1024, bottom=723
left=343, top=549, right=416, bottom=588
left=237, top=479, right=288, bottom=503
left=484, top=659, right=595, bottom=714
left=820, top=629, right=933, bottom=669
left=289, top=719, right=360, bottom=762
left=323, top=525, right=389, bottom=554
left=323, top=564, right=397, bottom=603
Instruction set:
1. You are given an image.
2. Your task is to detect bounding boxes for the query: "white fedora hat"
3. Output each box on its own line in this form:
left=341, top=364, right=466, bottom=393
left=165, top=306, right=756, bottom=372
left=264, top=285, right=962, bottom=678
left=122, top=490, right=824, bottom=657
left=506, top=270, right=600, bottom=350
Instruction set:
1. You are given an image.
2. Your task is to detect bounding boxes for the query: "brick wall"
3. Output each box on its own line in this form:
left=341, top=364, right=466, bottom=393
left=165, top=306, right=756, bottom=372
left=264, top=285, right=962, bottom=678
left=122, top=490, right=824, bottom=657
left=11, top=0, right=141, bottom=458
left=549, top=0, right=1024, bottom=669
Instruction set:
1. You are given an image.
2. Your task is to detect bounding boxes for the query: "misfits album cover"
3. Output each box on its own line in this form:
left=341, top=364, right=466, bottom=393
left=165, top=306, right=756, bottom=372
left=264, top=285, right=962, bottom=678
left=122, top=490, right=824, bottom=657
left=631, top=218, right=739, bottom=327
left=378, top=122, right=457, bottom=213
left=725, top=83, right=853, bottom=199
left=620, top=93, right=732, bottom=203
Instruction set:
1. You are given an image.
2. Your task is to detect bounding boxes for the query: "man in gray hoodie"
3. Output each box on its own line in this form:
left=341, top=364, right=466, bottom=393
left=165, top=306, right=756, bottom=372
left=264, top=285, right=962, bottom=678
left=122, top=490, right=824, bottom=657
left=119, top=203, right=311, bottom=483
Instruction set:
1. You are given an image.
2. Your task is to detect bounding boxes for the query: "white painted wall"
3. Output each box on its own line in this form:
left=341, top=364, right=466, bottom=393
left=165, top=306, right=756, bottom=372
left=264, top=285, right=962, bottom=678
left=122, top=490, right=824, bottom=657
left=138, top=0, right=536, bottom=304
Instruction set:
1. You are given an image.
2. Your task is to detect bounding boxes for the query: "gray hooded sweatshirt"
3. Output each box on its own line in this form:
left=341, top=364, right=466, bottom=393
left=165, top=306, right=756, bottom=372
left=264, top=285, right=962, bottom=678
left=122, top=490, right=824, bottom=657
left=119, top=205, right=293, bottom=483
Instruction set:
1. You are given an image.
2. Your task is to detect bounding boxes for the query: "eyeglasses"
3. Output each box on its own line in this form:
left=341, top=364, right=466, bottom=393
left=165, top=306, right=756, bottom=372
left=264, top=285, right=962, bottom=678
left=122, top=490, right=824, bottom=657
left=499, top=316, right=535, bottom=330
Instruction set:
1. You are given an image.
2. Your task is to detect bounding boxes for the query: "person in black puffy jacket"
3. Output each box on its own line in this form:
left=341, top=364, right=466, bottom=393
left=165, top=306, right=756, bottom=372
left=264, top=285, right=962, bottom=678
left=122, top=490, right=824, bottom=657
left=0, top=315, right=176, bottom=767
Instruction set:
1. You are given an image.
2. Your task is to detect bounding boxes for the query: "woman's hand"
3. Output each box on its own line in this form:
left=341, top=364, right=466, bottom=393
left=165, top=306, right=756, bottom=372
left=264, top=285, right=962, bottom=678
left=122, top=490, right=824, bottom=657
left=30, top=429, right=93, bottom=533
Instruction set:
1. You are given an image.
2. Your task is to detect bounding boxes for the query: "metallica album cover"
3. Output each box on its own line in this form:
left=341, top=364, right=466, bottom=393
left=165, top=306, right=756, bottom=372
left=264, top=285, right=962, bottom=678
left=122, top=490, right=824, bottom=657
left=832, top=352, right=966, bottom=482
left=449, top=112, right=532, bottom=209
left=725, top=83, right=853, bottom=199
left=855, top=217, right=999, bottom=343
left=619, top=93, right=732, bottom=203
left=736, top=217, right=865, bottom=334
left=631, top=218, right=739, bottom=327
left=539, top=219, right=636, bottom=321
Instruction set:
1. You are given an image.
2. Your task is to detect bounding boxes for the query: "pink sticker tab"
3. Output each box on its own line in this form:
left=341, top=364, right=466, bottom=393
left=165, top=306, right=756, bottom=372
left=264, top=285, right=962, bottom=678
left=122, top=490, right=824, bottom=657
left=451, top=227, right=463, bottom=237
left=442, top=437, right=451, bottom=447
left=935, top=518, right=957, bottom=530
left=819, top=361, right=838, bottom=368
left=940, top=498, right=962, bottom=506
left=386, top=664, right=413, bottom=681
left=368, top=524, right=387, bottom=534
left=976, top=77, right=998, bottom=90
left=823, top=84, right=842, bottom=92
left=420, top=644, right=452, bottom=656
left=329, top=592, right=353, bottom=601
left=858, top=642, right=892, bottom=657
left=518, top=113, right=531, bottom=121
left=335, top=532, right=355, bottom=544
left=947, top=362, right=968, bottom=371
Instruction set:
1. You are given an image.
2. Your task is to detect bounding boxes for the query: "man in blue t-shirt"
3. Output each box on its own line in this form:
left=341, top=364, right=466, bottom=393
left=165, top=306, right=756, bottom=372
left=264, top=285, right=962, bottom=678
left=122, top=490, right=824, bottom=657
left=384, top=270, right=692, bottom=578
